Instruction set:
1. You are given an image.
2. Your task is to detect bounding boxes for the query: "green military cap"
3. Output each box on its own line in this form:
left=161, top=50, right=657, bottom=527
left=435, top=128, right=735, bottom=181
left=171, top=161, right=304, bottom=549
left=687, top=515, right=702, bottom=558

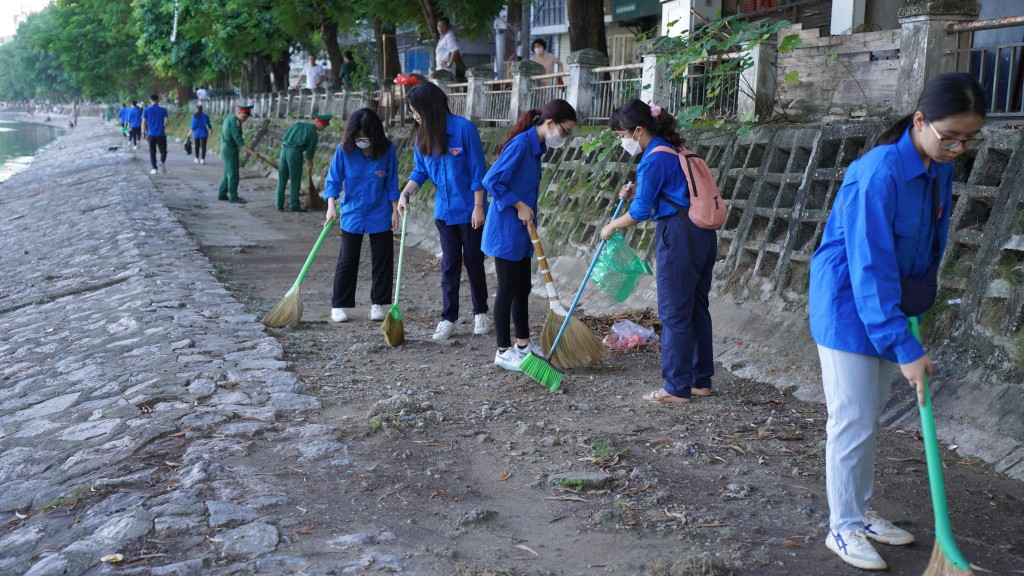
left=312, top=114, right=333, bottom=124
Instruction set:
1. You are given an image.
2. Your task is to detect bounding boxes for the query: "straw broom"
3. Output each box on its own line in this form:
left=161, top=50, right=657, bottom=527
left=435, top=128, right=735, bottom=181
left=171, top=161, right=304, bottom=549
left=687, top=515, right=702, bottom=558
left=381, top=212, right=408, bottom=346
left=528, top=225, right=604, bottom=369
left=261, top=213, right=336, bottom=328
left=908, top=317, right=975, bottom=576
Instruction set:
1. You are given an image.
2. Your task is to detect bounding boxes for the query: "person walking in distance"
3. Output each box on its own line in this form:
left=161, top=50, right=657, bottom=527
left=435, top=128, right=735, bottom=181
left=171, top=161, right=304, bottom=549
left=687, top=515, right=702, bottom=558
left=126, top=101, right=142, bottom=150
left=600, top=99, right=717, bottom=404
left=397, top=82, right=490, bottom=341
left=809, top=72, right=986, bottom=571
left=483, top=99, right=576, bottom=371
left=141, top=94, right=169, bottom=175
left=434, top=17, right=461, bottom=76
left=186, top=104, right=212, bottom=165
left=276, top=114, right=331, bottom=212
left=323, top=108, right=399, bottom=323
left=293, top=54, right=326, bottom=90
left=218, top=105, right=257, bottom=204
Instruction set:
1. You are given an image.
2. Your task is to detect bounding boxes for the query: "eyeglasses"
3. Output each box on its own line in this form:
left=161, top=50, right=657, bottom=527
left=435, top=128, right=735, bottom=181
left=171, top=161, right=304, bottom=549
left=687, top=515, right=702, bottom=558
left=355, top=137, right=370, bottom=145
left=558, top=123, right=573, bottom=138
left=927, top=122, right=982, bottom=151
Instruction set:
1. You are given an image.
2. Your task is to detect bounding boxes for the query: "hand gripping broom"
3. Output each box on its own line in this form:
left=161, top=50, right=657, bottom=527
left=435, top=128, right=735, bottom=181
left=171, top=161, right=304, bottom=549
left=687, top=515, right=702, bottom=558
left=261, top=210, right=337, bottom=328
left=908, top=316, right=974, bottom=576
left=521, top=197, right=627, bottom=391
left=381, top=212, right=408, bottom=346
left=528, top=224, right=604, bottom=369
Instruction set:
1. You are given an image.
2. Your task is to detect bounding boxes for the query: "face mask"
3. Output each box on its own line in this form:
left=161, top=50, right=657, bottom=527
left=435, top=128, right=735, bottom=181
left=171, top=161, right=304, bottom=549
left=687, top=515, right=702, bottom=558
left=545, top=124, right=566, bottom=149
left=620, top=136, right=642, bottom=156
left=355, top=138, right=371, bottom=149
left=534, top=48, right=545, bottom=55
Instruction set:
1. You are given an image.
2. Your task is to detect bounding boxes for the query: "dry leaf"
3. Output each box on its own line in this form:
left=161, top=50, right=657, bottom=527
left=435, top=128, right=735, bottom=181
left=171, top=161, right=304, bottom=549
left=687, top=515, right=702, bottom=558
left=296, top=507, right=308, bottom=515
left=663, top=509, right=687, bottom=524
left=14, top=512, right=28, bottom=520
left=499, top=473, right=512, bottom=481
left=293, top=525, right=314, bottom=535
left=100, top=554, right=124, bottom=563
left=782, top=541, right=802, bottom=548
left=514, top=544, right=540, bottom=557
left=169, top=426, right=193, bottom=437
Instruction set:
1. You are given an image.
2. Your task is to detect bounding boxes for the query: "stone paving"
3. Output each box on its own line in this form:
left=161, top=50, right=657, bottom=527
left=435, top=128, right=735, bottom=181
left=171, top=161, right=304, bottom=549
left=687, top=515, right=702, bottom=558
left=0, top=121, right=404, bottom=574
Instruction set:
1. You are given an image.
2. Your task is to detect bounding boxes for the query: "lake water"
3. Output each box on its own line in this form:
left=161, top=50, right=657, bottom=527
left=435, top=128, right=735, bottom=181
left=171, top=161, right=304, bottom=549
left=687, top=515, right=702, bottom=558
left=0, top=119, right=63, bottom=183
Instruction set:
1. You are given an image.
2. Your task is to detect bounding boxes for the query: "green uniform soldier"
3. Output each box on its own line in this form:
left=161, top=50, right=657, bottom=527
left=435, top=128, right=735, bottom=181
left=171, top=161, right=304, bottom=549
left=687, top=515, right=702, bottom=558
left=276, top=114, right=332, bottom=212
left=218, top=105, right=256, bottom=203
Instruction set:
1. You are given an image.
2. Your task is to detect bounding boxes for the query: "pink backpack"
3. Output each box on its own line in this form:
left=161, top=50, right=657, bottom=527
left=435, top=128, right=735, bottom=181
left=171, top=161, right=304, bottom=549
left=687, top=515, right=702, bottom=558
left=651, top=146, right=726, bottom=230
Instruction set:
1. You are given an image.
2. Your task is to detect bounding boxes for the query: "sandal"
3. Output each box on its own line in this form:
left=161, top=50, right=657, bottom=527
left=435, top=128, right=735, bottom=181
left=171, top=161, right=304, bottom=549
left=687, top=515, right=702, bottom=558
left=643, top=389, right=692, bottom=404
left=691, top=387, right=713, bottom=397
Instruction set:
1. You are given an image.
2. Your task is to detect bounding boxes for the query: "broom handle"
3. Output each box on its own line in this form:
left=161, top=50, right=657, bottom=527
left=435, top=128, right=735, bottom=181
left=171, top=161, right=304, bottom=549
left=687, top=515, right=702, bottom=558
left=528, top=224, right=568, bottom=315
left=547, top=196, right=628, bottom=358
left=393, top=211, right=408, bottom=304
left=288, top=206, right=339, bottom=292
left=908, top=317, right=971, bottom=570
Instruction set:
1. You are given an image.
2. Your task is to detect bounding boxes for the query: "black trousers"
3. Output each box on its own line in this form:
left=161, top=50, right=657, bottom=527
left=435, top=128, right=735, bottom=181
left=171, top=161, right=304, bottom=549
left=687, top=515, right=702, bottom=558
left=148, top=135, right=167, bottom=169
left=436, top=219, right=488, bottom=322
left=493, top=256, right=532, bottom=349
left=194, top=137, right=208, bottom=160
left=332, top=230, right=394, bottom=308
left=129, top=127, right=141, bottom=146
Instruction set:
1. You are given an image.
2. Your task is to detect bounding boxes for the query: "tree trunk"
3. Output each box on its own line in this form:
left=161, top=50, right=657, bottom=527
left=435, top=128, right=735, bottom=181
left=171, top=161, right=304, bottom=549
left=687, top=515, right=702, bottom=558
left=381, top=24, right=401, bottom=83
left=175, top=80, right=191, bottom=107
left=566, top=0, right=608, bottom=55
left=416, top=0, right=441, bottom=40
left=271, top=57, right=290, bottom=92
left=322, top=18, right=344, bottom=89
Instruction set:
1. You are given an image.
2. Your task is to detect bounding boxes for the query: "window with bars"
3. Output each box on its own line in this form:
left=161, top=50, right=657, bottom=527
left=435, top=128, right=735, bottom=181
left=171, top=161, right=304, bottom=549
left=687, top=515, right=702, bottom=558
left=533, top=0, right=567, bottom=28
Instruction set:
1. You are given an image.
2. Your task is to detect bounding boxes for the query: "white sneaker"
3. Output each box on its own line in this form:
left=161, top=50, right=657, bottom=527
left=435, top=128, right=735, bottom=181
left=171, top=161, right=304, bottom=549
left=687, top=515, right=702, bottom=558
left=518, top=340, right=543, bottom=358
left=150, top=168, right=157, bottom=175
left=863, top=510, right=915, bottom=545
left=200, top=159, right=205, bottom=165
left=494, top=347, right=525, bottom=372
left=369, top=304, right=385, bottom=321
left=473, top=313, right=491, bottom=335
left=193, top=157, right=199, bottom=164
left=133, top=145, right=138, bottom=150
left=825, top=530, right=887, bottom=571
left=432, top=320, right=455, bottom=341
left=330, top=308, right=348, bottom=323
left=160, top=162, right=167, bottom=173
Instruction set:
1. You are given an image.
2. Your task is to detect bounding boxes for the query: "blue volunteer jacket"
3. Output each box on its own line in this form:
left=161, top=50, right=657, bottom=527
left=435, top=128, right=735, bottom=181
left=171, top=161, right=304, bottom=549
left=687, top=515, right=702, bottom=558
left=126, top=107, right=142, bottom=129
left=628, top=136, right=690, bottom=222
left=190, top=113, right=212, bottom=139
left=118, top=107, right=129, bottom=125
left=323, top=142, right=400, bottom=235
left=481, top=128, right=545, bottom=261
left=809, top=127, right=952, bottom=364
left=408, top=114, right=488, bottom=225
left=141, top=104, right=168, bottom=137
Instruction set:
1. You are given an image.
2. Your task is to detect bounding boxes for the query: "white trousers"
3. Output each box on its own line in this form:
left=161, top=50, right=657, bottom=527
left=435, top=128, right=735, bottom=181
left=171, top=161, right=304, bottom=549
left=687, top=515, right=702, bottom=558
left=818, top=345, right=896, bottom=533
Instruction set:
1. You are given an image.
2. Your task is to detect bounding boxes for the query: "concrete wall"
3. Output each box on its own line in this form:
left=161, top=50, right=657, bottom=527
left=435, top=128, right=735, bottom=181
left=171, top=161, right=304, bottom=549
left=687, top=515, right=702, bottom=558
left=233, top=116, right=1024, bottom=481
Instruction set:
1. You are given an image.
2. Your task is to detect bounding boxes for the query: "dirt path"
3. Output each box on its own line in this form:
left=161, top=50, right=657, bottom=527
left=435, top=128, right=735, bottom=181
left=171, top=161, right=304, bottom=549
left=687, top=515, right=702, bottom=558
left=152, top=143, right=1023, bottom=575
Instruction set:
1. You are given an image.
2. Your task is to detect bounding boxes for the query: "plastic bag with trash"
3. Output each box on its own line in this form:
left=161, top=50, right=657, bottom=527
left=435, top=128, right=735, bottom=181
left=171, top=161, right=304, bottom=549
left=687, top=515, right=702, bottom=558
left=591, top=232, right=653, bottom=303
left=603, top=320, right=659, bottom=350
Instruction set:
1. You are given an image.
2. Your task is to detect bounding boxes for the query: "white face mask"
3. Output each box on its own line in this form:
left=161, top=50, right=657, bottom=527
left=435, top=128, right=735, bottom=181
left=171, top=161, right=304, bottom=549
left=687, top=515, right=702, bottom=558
left=355, top=138, right=371, bottom=150
left=620, top=135, right=642, bottom=156
left=545, top=123, right=566, bottom=149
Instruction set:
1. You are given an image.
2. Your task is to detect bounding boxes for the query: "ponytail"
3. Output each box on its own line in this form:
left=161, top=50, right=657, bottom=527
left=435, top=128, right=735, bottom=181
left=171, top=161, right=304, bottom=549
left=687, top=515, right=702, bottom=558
left=495, top=99, right=578, bottom=156
left=875, top=114, right=913, bottom=146
left=875, top=72, right=987, bottom=147
left=497, top=109, right=541, bottom=155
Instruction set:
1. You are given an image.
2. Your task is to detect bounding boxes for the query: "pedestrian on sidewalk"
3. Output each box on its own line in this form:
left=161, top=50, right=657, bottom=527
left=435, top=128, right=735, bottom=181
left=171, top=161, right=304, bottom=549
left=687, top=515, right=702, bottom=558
left=292, top=54, right=325, bottom=90
left=117, top=103, right=130, bottom=144
left=323, top=108, right=399, bottom=323
left=141, top=94, right=169, bottom=175
left=600, top=99, right=716, bottom=404
left=810, top=73, right=986, bottom=572
left=276, top=114, right=331, bottom=212
left=126, top=101, right=142, bottom=150
left=218, top=105, right=256, bottom=204
left=397, top=81, right=490, bottom=342
left=483, top=99, right=576, bottom=371
left=185, top=105, right=212, bottom=165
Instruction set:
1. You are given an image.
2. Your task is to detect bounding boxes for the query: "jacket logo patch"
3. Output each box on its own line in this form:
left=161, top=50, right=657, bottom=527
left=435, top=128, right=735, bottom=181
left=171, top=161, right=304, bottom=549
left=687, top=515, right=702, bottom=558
left=375, top=171, right=385, bottom=178
left=938, top=203, right=944, bottom=218
left=449, top=148, right=462, bottom=156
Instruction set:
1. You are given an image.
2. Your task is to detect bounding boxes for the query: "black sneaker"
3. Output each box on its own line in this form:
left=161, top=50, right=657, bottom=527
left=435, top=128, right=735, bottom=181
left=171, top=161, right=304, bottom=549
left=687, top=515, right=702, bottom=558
left=229, top=197, right=247, bottom=204
left=217, top=196, right=229, bottom=201
left=290, top=207, right=307, bottom=212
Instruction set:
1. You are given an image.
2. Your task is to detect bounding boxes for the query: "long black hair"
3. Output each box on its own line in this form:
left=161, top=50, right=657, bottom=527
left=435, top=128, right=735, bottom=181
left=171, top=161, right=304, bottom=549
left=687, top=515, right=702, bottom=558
left=608, top=99, right=684, bottom=148
left=406, top=82, right=451, bottom=157
left=497, top=99, right=577, bottom=155
left=193, top=105, right=203, bottom=119
left=342, top=108, right=390, bottom=159
left=876, top=72, right=987, bottom=146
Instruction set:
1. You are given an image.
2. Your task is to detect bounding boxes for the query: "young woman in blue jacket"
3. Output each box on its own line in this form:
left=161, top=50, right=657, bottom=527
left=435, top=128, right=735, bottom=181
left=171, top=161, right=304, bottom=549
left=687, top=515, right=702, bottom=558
left=186, top=105, right=213, bottom=164
left=397, top=82, right=490, bottom=342
left=482, top=99, right=577, bottom=371
left=323, top=108, right=399, bottom=323
left=809, top=72, right=986, bottom=571
left=600, top=99, right=716, bottom=404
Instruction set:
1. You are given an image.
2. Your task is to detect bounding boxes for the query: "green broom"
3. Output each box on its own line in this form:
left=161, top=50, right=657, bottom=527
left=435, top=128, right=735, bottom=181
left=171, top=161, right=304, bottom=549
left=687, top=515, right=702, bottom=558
left=528, top=225, right=604, bottom=369
left=261, top=210, right=336, bottom=328
left=381, top=212, right=408, bottom=346
left=521, top=197, right=627, bottom=391
left=908, top=317, right=974, bottom=576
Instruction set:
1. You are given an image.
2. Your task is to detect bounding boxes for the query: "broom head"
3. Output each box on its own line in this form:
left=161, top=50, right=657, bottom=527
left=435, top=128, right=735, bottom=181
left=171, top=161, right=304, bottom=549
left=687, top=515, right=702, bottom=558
left=539, top=310, right=606, bottom=370
left=924, top=542, right=974, bottom=576
left=261, top=289, right=303, bottom=328
left=381, top=305, right=405, bottom=347
left=520, top=352, right=564, bottom=391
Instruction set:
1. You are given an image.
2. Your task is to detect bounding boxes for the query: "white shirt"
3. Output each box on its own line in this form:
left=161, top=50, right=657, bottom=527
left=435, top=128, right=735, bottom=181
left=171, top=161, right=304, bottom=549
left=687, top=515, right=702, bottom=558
left=301, top=62, right=325, bottom=89
left=434, top=31, right=460, bottom=74
left=196, top=88, right=208, bottom=100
